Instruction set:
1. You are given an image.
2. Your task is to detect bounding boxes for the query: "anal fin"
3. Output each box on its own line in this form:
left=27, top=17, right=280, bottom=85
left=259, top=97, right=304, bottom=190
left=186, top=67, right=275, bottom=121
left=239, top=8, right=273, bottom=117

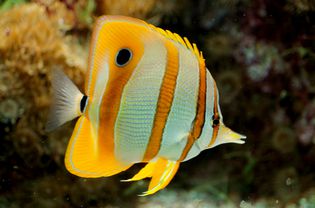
left=65, top=116, right=131, bottom=178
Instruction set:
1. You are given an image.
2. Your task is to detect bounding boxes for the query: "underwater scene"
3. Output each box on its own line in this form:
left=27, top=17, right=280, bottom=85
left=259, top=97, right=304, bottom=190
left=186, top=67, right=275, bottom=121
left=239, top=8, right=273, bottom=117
left=0, top=0, right=315, bottom=207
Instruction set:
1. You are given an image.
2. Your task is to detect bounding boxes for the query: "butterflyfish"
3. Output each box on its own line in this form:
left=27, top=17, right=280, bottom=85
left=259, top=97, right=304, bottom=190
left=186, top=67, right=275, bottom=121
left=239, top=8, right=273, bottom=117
left=46, top=15, right=246, bottom=196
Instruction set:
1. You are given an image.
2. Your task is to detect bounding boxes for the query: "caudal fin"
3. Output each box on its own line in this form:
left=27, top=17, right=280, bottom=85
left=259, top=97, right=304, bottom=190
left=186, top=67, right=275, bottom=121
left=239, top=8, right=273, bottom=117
left=46, top=68, right=86, bottom=132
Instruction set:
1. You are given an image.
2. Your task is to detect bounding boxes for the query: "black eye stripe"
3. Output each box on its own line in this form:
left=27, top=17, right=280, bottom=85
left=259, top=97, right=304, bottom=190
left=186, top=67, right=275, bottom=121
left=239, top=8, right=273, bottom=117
left=116, top=48, right=132, bottom=67
left=213, top=119, right=219, bottom=125
left=212, top=115, right=220, bottom=127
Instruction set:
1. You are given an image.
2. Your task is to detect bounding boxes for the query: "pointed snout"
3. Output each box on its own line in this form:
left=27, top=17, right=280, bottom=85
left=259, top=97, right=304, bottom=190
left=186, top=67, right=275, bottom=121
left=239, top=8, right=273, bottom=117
left=217, top=125, right=246, bottom=144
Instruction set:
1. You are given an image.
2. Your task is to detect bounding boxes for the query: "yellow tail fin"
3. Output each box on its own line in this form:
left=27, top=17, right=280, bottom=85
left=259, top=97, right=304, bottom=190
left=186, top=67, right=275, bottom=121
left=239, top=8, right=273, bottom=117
left=122, top=158, right=180, bottom=196
left=65, top=116, right=131, bottom=178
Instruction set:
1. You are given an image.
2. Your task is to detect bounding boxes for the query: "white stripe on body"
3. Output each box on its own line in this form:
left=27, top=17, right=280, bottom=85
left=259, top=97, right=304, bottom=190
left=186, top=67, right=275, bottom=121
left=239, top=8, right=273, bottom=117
left=156, top=42, right=200, bottom=161
left=114, top=37, right=168, bottom=164
left=68, top=62, right=109, bottom=174
left=184, top=70, right=215, bottom=161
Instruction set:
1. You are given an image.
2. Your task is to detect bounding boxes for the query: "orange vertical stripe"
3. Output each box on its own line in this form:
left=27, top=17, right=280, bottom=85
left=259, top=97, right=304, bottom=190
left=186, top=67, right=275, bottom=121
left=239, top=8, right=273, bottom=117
left=85, top=16, right=148, bottom=96
left=179, top=55, right=207, bottom=161
left=143, top=40, right=179, bottom=161
left=208, top=81, right=220, bottom=147
left=95, top=22, right=148, bottom=174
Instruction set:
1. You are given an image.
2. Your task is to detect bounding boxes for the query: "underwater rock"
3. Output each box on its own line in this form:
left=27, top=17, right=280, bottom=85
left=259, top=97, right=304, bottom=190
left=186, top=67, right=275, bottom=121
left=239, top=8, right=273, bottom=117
left=68, top=178, right=119, bottom=207
left=273, top=167, right=300, bottom=202
left=24, top=174, right=69, bottom=208
left=137, top=189, right=235, bottom=208
left=13, top=127, right=43, bottom=167
left=295, top=100, right=315, bottom=145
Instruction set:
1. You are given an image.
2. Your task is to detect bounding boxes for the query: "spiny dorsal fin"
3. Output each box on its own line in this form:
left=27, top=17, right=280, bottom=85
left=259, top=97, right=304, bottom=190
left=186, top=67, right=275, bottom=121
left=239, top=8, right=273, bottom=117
left=148, top=24, right=205, bottom=69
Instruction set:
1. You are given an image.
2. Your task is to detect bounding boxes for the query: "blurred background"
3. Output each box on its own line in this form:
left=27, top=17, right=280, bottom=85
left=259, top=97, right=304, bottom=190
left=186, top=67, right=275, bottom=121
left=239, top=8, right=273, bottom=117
left=0, top=0, right=314, bottom=207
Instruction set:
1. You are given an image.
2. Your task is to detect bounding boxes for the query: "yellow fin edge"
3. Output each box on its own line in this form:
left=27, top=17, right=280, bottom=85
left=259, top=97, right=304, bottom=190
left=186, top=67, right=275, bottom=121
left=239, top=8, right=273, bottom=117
left=147, top=24, right=205, bottom=68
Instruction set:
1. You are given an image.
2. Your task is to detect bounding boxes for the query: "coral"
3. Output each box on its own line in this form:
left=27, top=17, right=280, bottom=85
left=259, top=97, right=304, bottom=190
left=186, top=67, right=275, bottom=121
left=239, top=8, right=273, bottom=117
left=237, top=39, right=286, bottom=81
left=0, top=1, right=87, bottom=197
left=206, top=34, right=236, bottom=59
left=271, top=127, right=296, bottom=154
left=295, top=100, right=315, bottom=145
left=216, top=70, right=242, bottom=104
left=95, top=0, right=156, bottom=19
left=0, top=98, right=20, bottom=126
left=0, top=3, right=86, bottom=123
left=286, top=0, right=315, bottom=13
left=33, top=0, right=77, bottom=30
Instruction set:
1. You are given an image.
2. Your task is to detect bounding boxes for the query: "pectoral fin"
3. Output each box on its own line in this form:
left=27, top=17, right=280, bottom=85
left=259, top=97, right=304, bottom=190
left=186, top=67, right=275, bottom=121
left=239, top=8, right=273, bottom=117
left=121, top=161, right=156, bottom=182
left=122, top=158, right=180, bottom=196
left=142, top=158, right=179, bottom=196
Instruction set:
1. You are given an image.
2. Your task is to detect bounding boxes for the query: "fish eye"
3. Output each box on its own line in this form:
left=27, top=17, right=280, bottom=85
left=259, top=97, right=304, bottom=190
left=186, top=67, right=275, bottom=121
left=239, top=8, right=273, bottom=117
left=115, top=48, right=132, bottom=67
left=212, top=115, right=220, bottom=127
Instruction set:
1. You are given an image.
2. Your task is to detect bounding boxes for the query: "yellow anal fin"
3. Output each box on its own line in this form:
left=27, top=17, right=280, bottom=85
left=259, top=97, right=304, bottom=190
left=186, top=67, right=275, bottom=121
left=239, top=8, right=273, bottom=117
left=65, top=116, right=131, bottom=178
left=143, top=158, right=180, bottom=196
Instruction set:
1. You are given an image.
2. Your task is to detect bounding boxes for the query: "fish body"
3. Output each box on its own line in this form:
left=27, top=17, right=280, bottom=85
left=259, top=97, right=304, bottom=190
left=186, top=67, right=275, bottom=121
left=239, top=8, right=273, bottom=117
left=46, top=15, right=245, bottom=195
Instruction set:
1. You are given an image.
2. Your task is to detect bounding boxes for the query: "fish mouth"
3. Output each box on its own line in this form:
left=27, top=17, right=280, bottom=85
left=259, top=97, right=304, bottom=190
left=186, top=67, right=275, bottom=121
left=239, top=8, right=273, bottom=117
left=219, top=125, right=246, bottom=144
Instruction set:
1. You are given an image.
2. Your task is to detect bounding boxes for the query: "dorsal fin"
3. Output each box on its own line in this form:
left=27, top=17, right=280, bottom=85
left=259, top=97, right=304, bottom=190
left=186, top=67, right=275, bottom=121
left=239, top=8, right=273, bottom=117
left=147, top=24, right=205, bottom=69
